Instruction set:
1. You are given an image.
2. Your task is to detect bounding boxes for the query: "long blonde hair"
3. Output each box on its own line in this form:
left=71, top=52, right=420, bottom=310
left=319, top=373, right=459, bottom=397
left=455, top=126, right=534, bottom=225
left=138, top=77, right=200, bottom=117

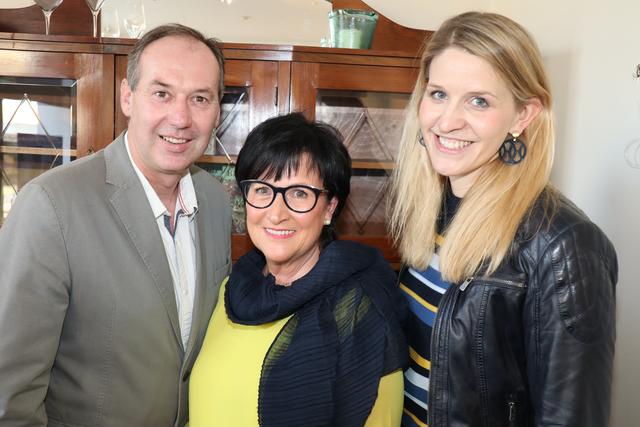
left=388, top=12, right=556, bottom=282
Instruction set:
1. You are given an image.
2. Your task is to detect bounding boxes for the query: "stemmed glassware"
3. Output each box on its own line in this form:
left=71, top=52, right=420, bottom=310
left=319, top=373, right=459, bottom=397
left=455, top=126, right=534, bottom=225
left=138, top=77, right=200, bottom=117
left=33, top=0, right=64, bottom=35
left=122, top=0, right=146, bottom=38
left=84, top=0, right=108, bottom=38
left=100, top=6, right=120, bottom=38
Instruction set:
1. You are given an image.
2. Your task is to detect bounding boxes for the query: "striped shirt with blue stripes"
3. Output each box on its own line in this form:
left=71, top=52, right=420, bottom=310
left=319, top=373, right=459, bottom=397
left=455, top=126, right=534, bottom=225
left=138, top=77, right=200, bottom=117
left=399, top=234, right=451, bottom=427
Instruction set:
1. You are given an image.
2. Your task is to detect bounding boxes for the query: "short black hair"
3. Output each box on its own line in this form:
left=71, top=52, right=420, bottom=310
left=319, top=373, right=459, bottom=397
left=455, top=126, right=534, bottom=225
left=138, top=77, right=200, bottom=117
left=235, top=113, right=351, bottom=246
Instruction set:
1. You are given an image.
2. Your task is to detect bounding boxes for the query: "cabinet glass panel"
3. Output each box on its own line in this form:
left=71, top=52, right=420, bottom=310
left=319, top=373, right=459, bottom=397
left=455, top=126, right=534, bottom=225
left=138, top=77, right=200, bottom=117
left=199, top=163, right=246, bottom=234
left=316, top=90, right=409, bottom=163
left=336, top=169, right=389, bottom=236
left=204, top=86, right=249, bottom=159
left=0, top=77, right=77, bottom=224
left=316, top=90, right=409, bottom=235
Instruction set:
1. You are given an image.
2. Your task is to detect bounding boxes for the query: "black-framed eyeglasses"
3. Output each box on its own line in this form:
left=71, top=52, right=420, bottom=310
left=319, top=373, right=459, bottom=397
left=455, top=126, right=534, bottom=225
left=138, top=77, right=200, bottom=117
left=239, top=179, right=329, bottom=213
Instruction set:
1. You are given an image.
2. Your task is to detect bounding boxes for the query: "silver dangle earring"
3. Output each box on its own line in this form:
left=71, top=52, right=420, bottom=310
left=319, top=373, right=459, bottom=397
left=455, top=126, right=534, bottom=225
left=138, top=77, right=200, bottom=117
left=499, top=132, right=526, bottom=164
left=418, top=133, right=426, bottom=147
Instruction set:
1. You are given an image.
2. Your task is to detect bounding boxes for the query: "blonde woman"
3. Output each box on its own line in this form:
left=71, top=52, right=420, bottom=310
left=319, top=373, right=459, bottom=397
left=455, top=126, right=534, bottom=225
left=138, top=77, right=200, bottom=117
left=389, top=12, right=618, bottom=427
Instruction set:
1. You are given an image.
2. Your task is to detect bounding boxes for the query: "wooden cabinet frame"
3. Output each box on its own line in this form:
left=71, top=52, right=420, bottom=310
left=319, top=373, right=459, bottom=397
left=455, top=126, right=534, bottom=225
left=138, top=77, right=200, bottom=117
left=0, top=48, right=114, bottom=155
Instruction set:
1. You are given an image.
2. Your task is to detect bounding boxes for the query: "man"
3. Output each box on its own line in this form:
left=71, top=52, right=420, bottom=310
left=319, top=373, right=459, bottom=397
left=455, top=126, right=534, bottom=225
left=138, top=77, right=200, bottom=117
left=0, top=24, right=231, bottom=426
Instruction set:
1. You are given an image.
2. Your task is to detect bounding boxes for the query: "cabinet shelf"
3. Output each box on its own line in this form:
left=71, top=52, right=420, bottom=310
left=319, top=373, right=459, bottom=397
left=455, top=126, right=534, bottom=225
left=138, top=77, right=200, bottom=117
left=0, top=146, right=77, bottom=157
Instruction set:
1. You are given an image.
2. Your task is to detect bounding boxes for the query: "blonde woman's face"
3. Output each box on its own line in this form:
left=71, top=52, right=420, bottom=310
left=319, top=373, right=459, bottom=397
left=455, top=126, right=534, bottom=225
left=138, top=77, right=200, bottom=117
left=418, top=47, right=532, bottom=197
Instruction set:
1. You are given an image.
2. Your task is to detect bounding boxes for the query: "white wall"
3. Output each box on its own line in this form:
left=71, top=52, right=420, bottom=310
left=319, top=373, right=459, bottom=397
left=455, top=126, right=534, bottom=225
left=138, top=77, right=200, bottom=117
left=103, top=0, right=332, bottom=45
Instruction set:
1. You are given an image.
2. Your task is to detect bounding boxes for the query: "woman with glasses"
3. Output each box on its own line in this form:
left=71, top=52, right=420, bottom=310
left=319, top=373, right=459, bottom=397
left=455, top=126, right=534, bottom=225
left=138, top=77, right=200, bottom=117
left=389, top=12, right=617, bottom=427
left=189, top=112, right=408, bottom=426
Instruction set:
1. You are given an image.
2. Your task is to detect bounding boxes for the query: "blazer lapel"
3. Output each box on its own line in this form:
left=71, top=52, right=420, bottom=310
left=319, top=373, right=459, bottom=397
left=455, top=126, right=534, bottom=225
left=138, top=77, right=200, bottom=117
left=104, top=135, right=182, bottom=350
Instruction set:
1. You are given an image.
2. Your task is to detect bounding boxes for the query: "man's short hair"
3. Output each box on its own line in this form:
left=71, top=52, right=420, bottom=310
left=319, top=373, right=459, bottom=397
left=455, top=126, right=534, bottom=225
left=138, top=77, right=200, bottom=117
left=126, top=23, right=225, bottom=100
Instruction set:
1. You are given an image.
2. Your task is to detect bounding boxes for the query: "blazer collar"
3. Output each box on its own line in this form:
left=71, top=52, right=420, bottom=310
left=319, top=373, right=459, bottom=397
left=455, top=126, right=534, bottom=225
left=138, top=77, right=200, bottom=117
left=104, top=134, right=183, bottom=351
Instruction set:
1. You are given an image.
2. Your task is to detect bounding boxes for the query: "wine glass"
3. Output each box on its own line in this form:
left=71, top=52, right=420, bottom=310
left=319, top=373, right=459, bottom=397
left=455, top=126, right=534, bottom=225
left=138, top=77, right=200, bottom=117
left=100, top=6, right=120, bottom=38
left=33, top=0, right=64, bottom=35
left=122, top=0, right=146, bottom=39
left=84, top=0, right=108, bottom=38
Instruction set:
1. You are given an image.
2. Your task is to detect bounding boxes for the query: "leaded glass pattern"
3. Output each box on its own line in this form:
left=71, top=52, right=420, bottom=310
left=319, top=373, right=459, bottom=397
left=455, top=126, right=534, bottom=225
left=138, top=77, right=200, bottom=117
left=316, top=90, right=409, bottom=235
left=0, top=77, right=77, bottom=224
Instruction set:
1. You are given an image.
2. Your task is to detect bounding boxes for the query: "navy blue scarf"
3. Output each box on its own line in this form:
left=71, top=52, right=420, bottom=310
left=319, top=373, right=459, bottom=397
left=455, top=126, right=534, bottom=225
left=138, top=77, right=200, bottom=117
left=225, top=240, right=408, bottom=426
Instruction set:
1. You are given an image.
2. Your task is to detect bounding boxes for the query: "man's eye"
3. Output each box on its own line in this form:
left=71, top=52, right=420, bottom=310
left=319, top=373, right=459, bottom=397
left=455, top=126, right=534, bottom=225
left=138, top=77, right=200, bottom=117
left=153, top=91, right=168, bottom=99
left=194, top=95, right=209, bottom=104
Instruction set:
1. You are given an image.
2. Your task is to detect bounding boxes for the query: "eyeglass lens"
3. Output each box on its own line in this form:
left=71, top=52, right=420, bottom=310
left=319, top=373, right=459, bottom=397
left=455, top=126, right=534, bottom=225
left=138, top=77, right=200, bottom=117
left=242, top=181, right=321, bottom=213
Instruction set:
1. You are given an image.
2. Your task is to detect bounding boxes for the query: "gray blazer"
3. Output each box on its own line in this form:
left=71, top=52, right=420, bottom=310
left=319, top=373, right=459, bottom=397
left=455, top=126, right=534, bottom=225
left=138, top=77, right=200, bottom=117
left=0, top=135, right=231, bottom=427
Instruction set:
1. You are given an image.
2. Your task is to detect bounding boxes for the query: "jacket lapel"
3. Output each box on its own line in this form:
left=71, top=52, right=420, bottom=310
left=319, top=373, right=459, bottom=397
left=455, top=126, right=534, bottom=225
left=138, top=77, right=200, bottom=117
left=104, top=135, right=182, bottom=350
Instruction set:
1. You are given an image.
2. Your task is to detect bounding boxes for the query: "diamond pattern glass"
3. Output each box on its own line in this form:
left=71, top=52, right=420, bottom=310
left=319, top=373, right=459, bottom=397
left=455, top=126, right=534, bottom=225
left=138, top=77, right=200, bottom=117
left=0, top=77, right=77, bottom=224
left=316, top=90, right=409, bottom=235
left=204, top=86, right=249, bottom=159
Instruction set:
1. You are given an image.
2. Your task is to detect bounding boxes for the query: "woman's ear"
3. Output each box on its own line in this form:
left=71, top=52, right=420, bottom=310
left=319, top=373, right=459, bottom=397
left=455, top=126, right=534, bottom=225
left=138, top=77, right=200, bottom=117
left=326, top=197, right=339, bottom=220
left=513, top=97, right=543, bottom=133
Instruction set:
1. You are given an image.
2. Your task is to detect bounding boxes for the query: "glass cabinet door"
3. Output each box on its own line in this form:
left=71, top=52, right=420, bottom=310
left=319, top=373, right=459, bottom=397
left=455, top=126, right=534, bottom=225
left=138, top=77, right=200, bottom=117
left=291, top=61, right=417, bottom=242
left=0, top=49, right=114, bottom=224
left=0, top=77, right=76, bottom=222
left=198, top=59, right=283, bottom=235
left=316, top=89, right=409, bottom=236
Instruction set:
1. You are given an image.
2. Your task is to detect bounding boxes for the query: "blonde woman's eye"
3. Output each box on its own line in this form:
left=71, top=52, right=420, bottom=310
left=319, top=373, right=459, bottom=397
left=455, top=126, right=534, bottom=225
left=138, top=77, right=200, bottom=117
left=471, top=97, right=488, bottom=108
left=430, top=90, right=446, bottom=101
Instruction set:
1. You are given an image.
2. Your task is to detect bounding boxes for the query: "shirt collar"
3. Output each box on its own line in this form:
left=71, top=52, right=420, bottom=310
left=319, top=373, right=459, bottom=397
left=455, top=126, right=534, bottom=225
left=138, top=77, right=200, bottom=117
left=124, top=132, right=198, bottom=219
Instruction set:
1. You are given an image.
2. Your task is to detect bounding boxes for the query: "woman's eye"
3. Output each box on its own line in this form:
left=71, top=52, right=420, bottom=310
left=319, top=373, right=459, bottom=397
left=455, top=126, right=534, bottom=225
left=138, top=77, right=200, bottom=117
left=291, top=189, right=310, bottom=199
left=253, top=186, right=271, bottom=195
left=430, top=90, right=446, bottom=101
left=470, top=97, right=488, bottom=108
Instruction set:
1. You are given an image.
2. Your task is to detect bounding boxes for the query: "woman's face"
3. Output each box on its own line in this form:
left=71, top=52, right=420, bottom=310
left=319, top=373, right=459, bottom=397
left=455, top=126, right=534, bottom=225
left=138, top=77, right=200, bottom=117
left=245, top=159, right=337, bottom=276
left=418, top=47, right=539, bottom=196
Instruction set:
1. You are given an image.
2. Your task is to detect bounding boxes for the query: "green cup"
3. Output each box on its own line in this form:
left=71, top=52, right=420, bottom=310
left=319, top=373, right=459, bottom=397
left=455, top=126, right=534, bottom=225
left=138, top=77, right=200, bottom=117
left=329, top=9, right=379, bottom=49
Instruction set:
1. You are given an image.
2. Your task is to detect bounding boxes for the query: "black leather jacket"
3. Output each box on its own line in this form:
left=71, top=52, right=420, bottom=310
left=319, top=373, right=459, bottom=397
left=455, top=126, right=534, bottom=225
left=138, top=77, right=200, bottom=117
left=427, top=192, right=618, bottom=427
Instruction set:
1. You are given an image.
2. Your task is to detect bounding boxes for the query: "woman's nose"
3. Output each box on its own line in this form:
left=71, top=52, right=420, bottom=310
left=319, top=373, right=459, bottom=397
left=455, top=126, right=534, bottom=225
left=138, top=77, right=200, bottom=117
left=266, top=193, right=289, bottom=223
left=436, top=102, right=466, bottom=132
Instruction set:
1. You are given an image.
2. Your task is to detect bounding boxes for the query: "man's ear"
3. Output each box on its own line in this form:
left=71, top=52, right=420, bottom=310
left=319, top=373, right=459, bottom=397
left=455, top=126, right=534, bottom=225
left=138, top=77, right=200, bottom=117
left=120, top=78, right=133, bottom=118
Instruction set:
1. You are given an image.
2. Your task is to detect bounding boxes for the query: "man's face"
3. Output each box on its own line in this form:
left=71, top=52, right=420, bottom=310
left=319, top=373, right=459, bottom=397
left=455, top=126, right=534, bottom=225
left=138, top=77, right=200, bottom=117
left=120, top=35, right=221, bottom=184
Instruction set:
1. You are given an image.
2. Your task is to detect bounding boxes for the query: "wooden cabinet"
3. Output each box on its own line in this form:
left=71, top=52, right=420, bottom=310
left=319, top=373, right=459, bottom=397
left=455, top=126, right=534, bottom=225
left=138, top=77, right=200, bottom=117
left=0, top=36, right=115, bottom=223
left=0, top=34, right=423, bottom=265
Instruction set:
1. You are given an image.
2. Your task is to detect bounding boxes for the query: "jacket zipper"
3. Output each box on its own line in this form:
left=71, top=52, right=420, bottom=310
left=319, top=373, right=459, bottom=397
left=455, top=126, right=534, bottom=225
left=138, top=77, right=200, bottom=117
left=428, top=283, right=460, bottom=426
left=507, top=396, right=517, bottom=426
left=459, top=276, right=525, bottom=292
left=459, top=276, right=474, bottom=291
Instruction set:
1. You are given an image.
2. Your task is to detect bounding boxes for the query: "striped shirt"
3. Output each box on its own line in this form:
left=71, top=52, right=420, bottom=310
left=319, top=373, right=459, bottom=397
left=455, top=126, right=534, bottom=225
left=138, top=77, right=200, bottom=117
left=399, top=234, right=451, bottom=427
